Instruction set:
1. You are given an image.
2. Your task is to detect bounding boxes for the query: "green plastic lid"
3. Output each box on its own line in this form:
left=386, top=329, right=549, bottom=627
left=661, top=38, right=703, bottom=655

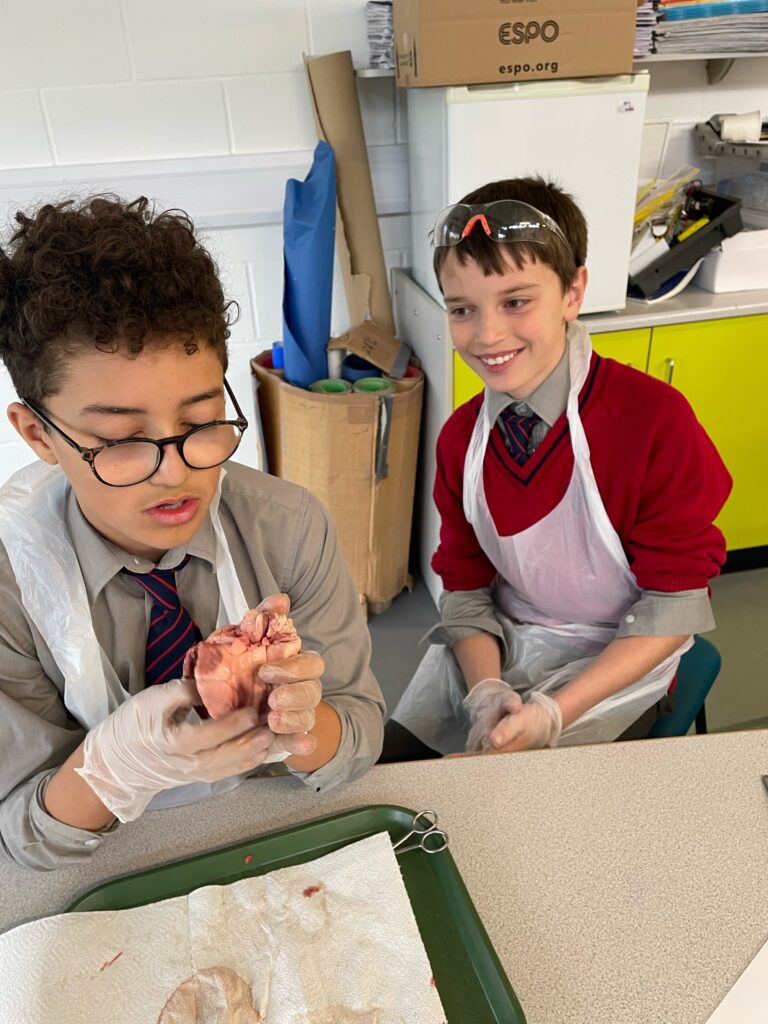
left=308, top=378, right=352, bottom=394
left=352, top=377, right=396, bottom=395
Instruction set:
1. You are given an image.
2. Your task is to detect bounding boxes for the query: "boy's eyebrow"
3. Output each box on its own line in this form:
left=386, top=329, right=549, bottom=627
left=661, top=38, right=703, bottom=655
left=443, top=283, right=539, bottom=303
left=78, top=387, right=225, bottom=417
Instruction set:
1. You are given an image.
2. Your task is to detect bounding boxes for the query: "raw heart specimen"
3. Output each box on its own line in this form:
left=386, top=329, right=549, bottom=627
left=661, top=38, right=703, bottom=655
left=183, top=608, right=301, bottom=719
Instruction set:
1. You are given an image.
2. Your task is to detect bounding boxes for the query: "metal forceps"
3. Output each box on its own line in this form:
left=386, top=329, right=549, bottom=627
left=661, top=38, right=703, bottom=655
left=393, top=809, right=449, bottom=856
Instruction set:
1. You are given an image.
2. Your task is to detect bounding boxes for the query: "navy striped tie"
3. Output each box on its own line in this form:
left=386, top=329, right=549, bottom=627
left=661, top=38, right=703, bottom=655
left=499, top=407, right=539, bottom=466
left=122, top=556, right=202, bottom=687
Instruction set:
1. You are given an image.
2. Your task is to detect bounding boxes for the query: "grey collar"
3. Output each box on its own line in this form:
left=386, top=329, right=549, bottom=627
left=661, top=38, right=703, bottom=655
left=485, top=336, right=571, bottom=427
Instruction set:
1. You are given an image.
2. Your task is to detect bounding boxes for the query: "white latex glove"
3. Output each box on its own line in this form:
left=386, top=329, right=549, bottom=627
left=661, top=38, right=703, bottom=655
left=464, top=679, right=563, bottom=753
left=463, top=678, right=517, bottom=753
left=259, top=651, right=324, bottom=738
left=76, top=678, right=312, bottom=823
left=487, top=690, right=563, bottom=752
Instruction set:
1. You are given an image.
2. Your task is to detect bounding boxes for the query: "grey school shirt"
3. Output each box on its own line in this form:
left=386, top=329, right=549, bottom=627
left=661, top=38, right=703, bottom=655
left=433, top=343, right=714, bottom=650
left=0, top=461, right=385, bottom=870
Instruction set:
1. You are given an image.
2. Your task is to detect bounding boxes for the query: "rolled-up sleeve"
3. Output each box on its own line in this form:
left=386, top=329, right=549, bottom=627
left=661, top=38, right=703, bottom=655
left=282, top=492, right=385, bottom=792
left=616, top=588, right=714, bottom=638
left=423, top=588, right=507, bottom=655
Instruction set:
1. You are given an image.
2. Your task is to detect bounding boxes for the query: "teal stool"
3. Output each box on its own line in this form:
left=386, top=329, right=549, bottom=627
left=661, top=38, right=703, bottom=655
left=646, top=635, right=721, bottom=739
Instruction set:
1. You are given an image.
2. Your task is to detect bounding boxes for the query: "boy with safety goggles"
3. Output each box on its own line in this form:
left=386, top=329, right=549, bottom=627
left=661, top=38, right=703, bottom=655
left=0, top=196, right=384, bottom=868
left=383, top=177, right=731, bottom=760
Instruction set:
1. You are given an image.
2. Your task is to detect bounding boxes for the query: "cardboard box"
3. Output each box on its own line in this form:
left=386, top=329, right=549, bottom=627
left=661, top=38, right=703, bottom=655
left=394, top=0, right=637, bottom=88
left=329, top=320, right=412, bottom=378
left=251, top=354, right=423, bottom=613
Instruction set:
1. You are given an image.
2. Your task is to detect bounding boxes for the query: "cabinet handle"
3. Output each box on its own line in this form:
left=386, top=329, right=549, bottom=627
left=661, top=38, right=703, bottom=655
left=665, top=358, right=675, bottom=385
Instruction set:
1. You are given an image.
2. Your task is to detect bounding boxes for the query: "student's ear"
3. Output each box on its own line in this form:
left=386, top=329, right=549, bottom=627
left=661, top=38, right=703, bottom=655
left=564, top=265, right=588, bottom=321
left=7, top=402, right=59, bottom=465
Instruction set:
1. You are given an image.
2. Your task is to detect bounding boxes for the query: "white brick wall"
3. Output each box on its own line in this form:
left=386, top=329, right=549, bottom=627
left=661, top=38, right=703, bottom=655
left=1, top=0, right=767, bottom=484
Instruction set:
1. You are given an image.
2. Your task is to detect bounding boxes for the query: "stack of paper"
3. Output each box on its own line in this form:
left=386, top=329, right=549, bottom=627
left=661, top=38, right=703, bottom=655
left=635, top=1, right=657, bottom=57
left=655, top=1, right=768, bottom=52
left=366, top=0, right=394, bottom=68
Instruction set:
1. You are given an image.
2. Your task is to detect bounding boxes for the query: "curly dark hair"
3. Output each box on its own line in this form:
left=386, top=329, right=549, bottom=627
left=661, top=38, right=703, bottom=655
left=0, top=194, right=237, bottom=404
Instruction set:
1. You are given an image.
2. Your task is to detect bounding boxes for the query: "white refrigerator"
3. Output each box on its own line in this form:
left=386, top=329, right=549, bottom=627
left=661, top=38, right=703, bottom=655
left=407, top=74, right=650, bottom=314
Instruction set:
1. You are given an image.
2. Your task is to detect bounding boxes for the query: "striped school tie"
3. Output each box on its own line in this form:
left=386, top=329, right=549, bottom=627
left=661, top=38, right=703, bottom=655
left=498, top=407, right=540, bottom=466
left=122, top=556, right=202, bottom=687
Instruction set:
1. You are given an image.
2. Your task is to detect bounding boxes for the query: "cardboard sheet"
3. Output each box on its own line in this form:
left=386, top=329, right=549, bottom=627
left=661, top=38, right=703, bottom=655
left=304, top=51, right=395, bottom=334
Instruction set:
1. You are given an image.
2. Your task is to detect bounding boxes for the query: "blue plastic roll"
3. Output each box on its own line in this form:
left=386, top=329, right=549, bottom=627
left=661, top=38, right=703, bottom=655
left=341, top=354, right=381, bottom=383
left=282, top=140, right=336, bottom=389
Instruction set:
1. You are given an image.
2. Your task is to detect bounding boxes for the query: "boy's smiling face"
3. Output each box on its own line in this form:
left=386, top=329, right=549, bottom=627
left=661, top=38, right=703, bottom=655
left=12, top=340, right=230, bottom=562
left=440, top=247, right=587, bottom=399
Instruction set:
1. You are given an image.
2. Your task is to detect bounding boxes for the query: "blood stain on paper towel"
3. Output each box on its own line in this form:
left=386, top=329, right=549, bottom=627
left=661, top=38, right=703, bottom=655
left=99, top=951, right=123, bottom=971
left=303, top=884, right=323, bottom=898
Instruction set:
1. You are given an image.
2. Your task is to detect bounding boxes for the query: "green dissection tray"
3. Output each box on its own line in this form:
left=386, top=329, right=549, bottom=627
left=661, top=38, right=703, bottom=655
left=68, top=803, right=526, bottom=1024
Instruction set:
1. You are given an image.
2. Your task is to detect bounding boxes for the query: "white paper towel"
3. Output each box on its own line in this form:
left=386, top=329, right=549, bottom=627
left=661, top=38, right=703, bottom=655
left=0, top=833, right=446, bottom=1024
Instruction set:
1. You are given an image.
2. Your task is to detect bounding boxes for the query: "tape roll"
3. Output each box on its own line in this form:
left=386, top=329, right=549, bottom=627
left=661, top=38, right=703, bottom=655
left=352, top=377, right=396, bottom=396
left=309, top=378, right=352, bottom=394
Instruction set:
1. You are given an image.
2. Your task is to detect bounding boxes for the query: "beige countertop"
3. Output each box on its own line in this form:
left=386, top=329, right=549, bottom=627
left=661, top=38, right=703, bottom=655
left=1, top=730, right=767, bottom=1024
left=583, top=285, right=768, bottom=333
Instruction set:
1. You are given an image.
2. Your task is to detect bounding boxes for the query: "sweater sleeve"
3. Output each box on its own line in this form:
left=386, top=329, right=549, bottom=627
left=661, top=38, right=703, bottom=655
left=622, top=386, right=732, bottom=592
left=431, top=411, right=497, bottom=592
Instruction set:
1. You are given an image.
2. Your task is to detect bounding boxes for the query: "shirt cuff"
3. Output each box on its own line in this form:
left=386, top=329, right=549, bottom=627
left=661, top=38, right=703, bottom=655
left=615, top=589, right=714, bottom=638
left=424, top=588, right=508, bottom=653
left=23, top=774, right=119, bottom=868
left=286, top=698, right=382, bottom=794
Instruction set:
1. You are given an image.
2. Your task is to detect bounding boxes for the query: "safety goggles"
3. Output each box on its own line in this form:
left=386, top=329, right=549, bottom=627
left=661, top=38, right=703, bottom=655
left=432, top=200, right=571, bottom=254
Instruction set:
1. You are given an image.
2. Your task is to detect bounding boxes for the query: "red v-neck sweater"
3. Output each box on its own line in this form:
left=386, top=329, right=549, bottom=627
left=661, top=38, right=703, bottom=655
left=432, top=353, right=732, bottom=594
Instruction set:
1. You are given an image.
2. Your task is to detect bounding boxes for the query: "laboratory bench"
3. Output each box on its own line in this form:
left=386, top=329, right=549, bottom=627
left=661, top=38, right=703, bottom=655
left=0, top=730, right=766, bottom=1023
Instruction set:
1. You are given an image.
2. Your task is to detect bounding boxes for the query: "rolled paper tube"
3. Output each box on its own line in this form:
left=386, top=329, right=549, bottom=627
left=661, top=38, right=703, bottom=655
left=353, top=377, right=396, bottom=395
left=309, top=378, right=353, bottom=394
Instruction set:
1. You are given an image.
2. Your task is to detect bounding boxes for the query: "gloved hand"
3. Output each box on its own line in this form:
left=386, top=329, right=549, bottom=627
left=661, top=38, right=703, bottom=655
left=259, top=650, right=324, bottom=740
left=76, top=678, right=313, bottom=823
left=464, top=678, right=517, bottom=753
left=464, top=679, right=562, bottom=753
left=487, top=690, right=563, bottom=752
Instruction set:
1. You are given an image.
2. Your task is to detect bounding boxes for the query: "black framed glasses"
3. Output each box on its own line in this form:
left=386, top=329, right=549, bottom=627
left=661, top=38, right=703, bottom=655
left=24, top=379, right=249, bottom=487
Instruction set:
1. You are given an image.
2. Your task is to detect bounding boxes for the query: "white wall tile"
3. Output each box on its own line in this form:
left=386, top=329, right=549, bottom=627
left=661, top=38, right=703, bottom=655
left=307, top=0, right=369, bottom=69
left=0, top=91, right=54, bottom=169
left=248, top=259, right=284, bottom=343
left=357, top=76, right=397, bottom=146
left=124, top=0, right=308, bottom=79
left=225, top=74, right=316, bottom=154
left=44, top=82, right=229, bottom=165
left=638, top=120, right=670, bottom=183
left=0, top=1, right=130, bottom=90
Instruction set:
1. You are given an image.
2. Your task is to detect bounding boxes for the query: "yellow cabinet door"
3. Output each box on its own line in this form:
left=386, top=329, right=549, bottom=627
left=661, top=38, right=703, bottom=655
left=453, top=350, right=484, bottom=409
left=454, top=328, right=651, bottom=409
left=648, top=316, right=768, bottom=551
left=591, top=328, right=651, bottom=371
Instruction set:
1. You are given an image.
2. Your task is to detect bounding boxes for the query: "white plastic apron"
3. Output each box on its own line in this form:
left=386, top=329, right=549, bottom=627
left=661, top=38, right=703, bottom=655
left=0, top=461, right=258, bottom=810
left=392, top=322, right=691, bottom=753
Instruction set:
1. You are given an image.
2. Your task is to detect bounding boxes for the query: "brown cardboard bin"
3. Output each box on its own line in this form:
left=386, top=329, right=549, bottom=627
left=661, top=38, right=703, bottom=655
left=394, top=0, right=637, bottom=88
left=251, top=354, right=423, bottom=614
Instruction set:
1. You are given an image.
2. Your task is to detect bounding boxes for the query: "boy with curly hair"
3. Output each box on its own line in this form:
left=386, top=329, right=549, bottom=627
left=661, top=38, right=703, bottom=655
left=0, top=195, right=384, bottom=869
left=384, top=177, right=731, bottom=760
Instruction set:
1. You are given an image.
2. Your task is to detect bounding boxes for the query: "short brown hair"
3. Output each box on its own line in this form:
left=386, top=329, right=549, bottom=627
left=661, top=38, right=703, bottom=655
left=0, top=195, right=236, bottom=404
left=433, top=176, right=587, bottom=293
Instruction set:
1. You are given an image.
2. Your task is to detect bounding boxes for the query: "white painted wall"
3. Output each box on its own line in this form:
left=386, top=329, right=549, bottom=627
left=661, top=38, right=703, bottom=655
left=0, top=0, right=766, bottom=482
